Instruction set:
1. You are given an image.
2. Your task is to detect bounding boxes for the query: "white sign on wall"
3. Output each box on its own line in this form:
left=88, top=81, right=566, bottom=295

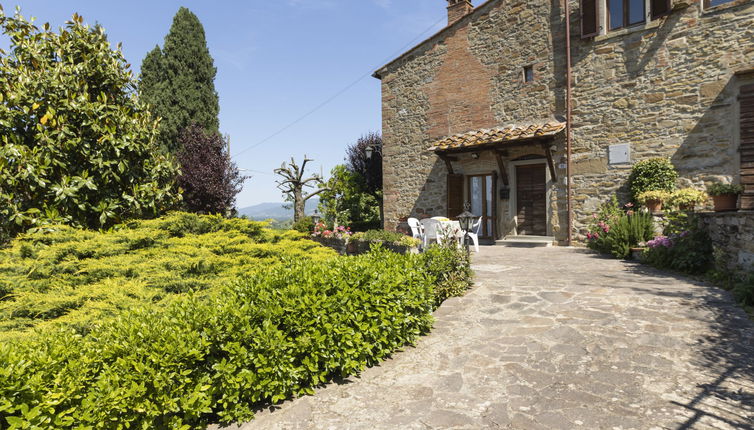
left=608, top=144, right=631, bottom=165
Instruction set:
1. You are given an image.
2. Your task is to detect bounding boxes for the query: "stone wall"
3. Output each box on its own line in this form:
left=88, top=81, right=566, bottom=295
left=569, top=1, right=754, bottom=234
left=700, top=211, right=754, bottom=272
left=377, top=0, right=754, bottom=242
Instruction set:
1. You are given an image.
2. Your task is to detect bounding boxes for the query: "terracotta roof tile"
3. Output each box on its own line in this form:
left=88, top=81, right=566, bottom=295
left=428, top=121, right=566, bottom=152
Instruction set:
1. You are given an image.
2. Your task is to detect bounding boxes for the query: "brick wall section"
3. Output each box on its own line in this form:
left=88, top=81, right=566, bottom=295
left=427, top=25, right=497, bottom=140
left=378, top=0, right=754, bottom=241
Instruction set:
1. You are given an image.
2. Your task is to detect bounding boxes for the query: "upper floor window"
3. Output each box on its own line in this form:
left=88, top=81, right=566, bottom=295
left=608, top=0, right=645, bottom=30
left=705, top=0, right=735, bottom=8
left=581, top=0, right=671, bottom=37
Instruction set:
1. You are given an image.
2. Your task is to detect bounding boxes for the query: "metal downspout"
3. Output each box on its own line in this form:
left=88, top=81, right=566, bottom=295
left=564, top=0, right=573, bottom=246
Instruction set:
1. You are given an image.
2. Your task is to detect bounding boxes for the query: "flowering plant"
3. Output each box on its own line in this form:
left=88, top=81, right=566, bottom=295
left=586, top=196, right=654, bottom=259
left=312, top=222, right=351, bottom=239
left=643, top=211, right=712, bottom=274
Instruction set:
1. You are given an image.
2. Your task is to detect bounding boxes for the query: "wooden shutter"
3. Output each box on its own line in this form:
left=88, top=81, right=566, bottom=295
left=447, top=174, right=464, bottom=219
left=740, top=84, right=754, bottom=210
left=650, top=0, right=671, bottom=19
left=581, top=0, right=599, bottom=38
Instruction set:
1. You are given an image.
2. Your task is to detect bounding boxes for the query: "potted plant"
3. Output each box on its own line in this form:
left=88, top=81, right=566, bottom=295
left=668, top=188, right=708, bottom=211
left=637, top=190, right=670, bottom=213
left=707, top=183, right=743, bottom=212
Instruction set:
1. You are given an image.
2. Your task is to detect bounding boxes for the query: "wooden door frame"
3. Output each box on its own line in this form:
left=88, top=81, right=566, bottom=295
left=509, top=158, right=550, bottom=236
left=466, top=172, right=496, bottom=239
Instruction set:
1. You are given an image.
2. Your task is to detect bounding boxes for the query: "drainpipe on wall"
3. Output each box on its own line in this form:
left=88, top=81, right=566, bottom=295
left=564, top=0, right=573, bottom=246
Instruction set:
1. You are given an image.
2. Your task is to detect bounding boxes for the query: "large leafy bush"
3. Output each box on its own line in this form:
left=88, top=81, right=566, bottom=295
left=0, top=245, right=471, bottom=427
left=0, top=212, right=334, bottom=340
left=0, top=10, right=180, bottom=238
left=628, top=158, right=678, bottom=203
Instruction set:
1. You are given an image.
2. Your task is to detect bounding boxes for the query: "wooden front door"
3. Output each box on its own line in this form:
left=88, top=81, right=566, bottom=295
left=516, top=164, right=547, bottom=236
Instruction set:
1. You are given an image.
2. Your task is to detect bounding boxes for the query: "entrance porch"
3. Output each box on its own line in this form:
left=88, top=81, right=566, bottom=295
left=428, top=121, right=566, bottom=244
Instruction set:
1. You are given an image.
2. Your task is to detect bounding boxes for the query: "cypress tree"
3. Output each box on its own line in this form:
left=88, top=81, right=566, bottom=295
left=139, top=7, right=220, bottom=152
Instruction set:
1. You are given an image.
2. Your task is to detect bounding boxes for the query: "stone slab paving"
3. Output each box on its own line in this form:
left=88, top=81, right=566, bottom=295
left=225, top=247, right=754, bottom=429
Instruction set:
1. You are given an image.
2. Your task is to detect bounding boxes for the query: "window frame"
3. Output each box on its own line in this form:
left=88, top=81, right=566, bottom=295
left=607, top=0, right=646, bottom=31
left=703, top=0, right=736, bottom=9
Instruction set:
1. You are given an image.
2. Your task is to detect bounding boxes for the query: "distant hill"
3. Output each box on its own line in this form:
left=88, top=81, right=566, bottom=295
left=237, top=198, right=319, bottom=221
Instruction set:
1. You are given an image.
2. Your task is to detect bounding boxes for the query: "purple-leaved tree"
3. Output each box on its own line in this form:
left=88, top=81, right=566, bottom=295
left=176, top=124, right=246, bottom=215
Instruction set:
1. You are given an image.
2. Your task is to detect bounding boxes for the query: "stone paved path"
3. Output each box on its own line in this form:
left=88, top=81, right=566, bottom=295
left=229, top=247, right=754, bottom=429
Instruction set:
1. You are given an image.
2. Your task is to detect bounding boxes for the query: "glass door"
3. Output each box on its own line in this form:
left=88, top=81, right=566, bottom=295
left=468, top=174, right=494, bottom=238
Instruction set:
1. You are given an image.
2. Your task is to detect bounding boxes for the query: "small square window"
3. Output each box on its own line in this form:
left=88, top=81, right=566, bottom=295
left=523, top=65, right=534, bottom=83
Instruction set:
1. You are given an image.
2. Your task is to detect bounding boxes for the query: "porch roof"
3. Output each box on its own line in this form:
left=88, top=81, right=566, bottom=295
left=427, top=121, right=566, bottom=153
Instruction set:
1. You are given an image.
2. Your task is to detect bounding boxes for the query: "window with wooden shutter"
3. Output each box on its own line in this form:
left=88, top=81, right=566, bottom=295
left=650, top=0, right=671, bottom=19
left=581, top=0, right=599, bottom=38
left=740, top=84, right=754, bottom=210
left=447, top=174, right=464, bottom=219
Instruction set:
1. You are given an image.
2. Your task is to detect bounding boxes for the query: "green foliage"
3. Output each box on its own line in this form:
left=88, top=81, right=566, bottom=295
left=706, top=183, right=744, bottom=196
left=292, top=216, right=314, bottom=233
left=636, top=190, right=670, bottom=204
left=628, top=158, right=678, bottom=202
left=0, top=244, right=471, bottom=427
left=350, top=230, right=421, bottom=247
left=667, top=188, right=708, bottom=209
left=586, top=197, right=654, bottom=259
left=0, top=9, right=180, bottom=238
left=643, top=212, right=713, bottom=274
left=709, top=268, right=754, bottom=313
left=0, top=212, right=335, bottom=340
left=421, top=245, right=473, bottom=307
left=139, top=7, right=220, bottom=152
left=319, top=165, right=381, bottom=232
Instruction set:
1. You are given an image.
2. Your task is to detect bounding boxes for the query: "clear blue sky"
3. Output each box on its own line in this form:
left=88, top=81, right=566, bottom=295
left=6, top=0, right=449, bottom=208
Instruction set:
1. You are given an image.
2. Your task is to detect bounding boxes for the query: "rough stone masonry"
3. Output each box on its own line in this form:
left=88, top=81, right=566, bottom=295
left=374, top=0, right=754, bottom=242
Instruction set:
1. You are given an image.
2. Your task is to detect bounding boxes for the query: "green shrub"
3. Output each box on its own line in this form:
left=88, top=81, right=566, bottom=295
left=292, top=216, right=314, bottom=233
left=0, top=10, right=180, bottom=239
left=706, top=183, right=744, bottom=196
left=0, top=212, right=335, bottom=340
left=643, top=212, right=713, bottom=274
left=667, top=188, right=708, bottom=209
left=421, top=245, right=474, bottom=307
left=586, top=197, right=654, bottom=259
left=0, top=246, right=471, bottom=428
left=636, top=190, right=671, bottom=204
left=628, top=158, right=678, bottom=203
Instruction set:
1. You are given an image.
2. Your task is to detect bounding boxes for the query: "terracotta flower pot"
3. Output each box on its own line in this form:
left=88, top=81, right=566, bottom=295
left=678, top=203, right=695, bottom=212
left=712, top=194, right=738, bottom=212
left=645, top=199, right=663, bottom=213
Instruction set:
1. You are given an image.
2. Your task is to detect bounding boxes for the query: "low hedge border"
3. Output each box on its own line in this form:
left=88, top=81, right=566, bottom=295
left=0, top=246, right=472, bottom=428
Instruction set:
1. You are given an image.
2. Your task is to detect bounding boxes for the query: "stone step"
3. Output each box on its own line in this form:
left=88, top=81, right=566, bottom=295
left=496, top=235, right=555, bottom=248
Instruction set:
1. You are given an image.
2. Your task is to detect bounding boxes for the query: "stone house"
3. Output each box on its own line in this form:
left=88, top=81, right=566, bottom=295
left=373, top=0, right=754, bottom=244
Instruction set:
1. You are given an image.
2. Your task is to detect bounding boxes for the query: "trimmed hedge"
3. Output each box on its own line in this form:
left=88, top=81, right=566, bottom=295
left=0, top=212, right=335, bottom=341
left=0, top=246, right=471, bottom=428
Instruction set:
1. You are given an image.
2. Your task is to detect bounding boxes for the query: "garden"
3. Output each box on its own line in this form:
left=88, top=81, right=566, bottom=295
left=584, top=158, right=753, bottom=313
left=0, top=8, right=474, bottom=428
left=0, top=214, right=472, bottom=428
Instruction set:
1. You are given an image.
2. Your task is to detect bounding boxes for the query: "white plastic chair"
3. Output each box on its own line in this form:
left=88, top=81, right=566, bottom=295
left=465, top=216, right=483, bottom=252
left=420, top=218, right=440, bottom=248
left=407, top=217, right=424, bottom=242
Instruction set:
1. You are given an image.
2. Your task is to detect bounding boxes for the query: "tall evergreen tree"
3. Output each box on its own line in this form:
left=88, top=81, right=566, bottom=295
left=139, top=7, right=219, bottom=152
